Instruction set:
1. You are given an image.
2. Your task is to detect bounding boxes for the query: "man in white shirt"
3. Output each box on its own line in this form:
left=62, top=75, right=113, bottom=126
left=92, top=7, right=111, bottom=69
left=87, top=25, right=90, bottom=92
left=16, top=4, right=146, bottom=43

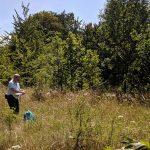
left=5, top=74, right=25, bottom=114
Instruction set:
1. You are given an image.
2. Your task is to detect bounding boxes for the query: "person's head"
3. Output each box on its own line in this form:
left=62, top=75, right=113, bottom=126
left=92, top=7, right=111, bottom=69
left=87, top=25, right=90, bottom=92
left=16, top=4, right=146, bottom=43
left=13, top=74, right=20, bottom=82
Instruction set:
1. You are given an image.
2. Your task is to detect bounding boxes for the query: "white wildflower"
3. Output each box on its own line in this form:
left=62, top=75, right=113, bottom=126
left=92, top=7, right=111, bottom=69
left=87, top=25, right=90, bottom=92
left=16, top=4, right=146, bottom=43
left=91, top=121, right=96, bottom=127
left=118, top=115, right=124, bottom=118
left=130, top=121, right=136, bottom=124
left=11, top=145, right=21, bottom=149
left=69, top=135, right=74, bottom=139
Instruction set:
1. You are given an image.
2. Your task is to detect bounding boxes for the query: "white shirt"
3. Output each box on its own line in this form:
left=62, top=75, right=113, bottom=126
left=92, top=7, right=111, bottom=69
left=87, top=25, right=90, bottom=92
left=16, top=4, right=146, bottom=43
left=7, top=79, right=21, bottom=99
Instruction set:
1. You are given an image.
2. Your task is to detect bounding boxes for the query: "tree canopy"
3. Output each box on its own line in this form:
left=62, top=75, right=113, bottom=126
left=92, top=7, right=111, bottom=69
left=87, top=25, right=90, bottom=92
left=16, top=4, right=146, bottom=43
left=0, top=1, right=149, bottom=92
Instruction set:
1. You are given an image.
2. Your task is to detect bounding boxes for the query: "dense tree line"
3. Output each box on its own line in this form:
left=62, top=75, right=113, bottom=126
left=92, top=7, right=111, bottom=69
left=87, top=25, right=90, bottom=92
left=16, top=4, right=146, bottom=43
left=0, top=0, right=149, bottom=92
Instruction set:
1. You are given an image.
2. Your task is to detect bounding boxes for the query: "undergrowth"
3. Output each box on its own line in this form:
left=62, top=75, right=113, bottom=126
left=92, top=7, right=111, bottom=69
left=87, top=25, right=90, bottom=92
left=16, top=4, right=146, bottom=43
left=0, top=88, right=150, bottom=150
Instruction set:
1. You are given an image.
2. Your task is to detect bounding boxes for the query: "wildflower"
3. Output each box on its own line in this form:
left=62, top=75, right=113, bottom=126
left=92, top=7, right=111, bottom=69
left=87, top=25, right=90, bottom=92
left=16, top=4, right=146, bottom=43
left=10, top=145, right=22, bottom=149
left=91, top=121, right=96, bottom=127
left=130, top=121, right=136, bottom=124
left=118, top=115, right=124, bottom=118
left=69, top=135, right=74, bottom=139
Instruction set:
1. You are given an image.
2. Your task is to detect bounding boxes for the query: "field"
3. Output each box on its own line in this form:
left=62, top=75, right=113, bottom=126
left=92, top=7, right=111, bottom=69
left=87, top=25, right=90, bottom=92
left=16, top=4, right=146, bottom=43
left=0, top=86, right=150, bottom=150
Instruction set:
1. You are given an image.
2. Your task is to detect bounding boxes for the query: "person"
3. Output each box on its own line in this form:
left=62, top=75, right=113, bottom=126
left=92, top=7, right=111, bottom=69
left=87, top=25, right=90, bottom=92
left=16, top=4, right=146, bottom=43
left=5, top=74, right=25, bottom=114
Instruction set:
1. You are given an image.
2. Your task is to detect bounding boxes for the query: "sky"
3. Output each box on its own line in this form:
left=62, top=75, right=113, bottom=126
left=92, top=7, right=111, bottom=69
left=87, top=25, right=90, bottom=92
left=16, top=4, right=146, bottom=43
left=0, top=0, right=106, bottom=35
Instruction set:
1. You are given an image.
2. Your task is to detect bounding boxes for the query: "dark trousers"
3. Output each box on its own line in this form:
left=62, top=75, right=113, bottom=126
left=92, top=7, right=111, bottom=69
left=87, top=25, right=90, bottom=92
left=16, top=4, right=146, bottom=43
left=5, top=95, right=19, bottom=114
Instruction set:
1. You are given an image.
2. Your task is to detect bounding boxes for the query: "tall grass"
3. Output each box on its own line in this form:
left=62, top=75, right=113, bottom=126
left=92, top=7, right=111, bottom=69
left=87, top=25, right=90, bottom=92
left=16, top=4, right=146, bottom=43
left=0, top=87, right=150, bottom=150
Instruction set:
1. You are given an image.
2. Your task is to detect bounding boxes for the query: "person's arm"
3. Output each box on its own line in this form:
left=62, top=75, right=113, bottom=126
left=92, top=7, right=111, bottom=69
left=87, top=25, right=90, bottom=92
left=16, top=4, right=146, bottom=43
left=8, top=82, right=25, bottom=95
left=11, top=88, right=25, bottom=94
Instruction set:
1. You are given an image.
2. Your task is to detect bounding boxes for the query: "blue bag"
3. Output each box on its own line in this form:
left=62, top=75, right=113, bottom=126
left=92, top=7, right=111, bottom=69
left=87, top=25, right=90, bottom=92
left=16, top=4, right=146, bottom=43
left=23, top=110, right=35, bottom=121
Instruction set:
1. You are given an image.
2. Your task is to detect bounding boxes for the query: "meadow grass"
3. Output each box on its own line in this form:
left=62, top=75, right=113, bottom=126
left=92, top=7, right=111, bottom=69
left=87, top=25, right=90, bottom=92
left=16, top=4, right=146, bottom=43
left=0, top=87, right=150, bottom=150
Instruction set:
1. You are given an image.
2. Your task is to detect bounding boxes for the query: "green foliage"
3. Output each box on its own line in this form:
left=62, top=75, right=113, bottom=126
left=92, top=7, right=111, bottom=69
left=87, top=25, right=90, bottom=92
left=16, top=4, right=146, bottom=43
left=67, top=96, right=99, bottom=149
left=98, top=0, right=150, bottom=92
left=126, top=25, right=150, bottom=91
left=0, top=37, right=14, bottom=84
left=83, top=23, right=100, bottom=50
left=32, top=33, right=67, bottom=89
left=32, top=32, right=101, bottom=90
left=121, top=137, right=150, bottom=150
left=106, top=138, right=150, bottom=150
left=1, top=107, right=18, bottom=133
left=104, top=146, right=113, bottom=150
left=56, top=10, right=82, bottom=36
left=0, top=1, right=149, bottom=92
left=64, top=32, right=101, bottom=90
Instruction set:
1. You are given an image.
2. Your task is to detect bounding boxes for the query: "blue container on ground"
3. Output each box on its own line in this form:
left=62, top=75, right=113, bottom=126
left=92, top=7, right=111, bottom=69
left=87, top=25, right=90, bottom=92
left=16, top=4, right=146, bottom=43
left=23, top=110, right=35, bottom=121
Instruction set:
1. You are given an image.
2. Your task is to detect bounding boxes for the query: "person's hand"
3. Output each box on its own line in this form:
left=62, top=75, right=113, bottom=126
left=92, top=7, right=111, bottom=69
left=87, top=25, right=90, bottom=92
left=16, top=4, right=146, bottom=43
left=21, top=90, right=25, bottom=95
